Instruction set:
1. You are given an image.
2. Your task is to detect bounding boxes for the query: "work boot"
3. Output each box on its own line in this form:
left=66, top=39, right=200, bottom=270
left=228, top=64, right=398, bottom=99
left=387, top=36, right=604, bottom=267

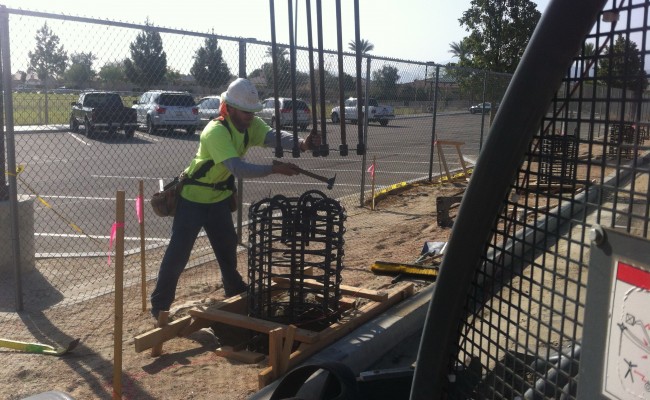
left=224, top=283, right=248, bottom=298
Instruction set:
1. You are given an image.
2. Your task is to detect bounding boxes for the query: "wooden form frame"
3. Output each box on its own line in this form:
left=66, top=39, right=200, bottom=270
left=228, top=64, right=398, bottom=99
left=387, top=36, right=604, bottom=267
left=133, top=281, right=415, bottom=389
left=435, top=140, right=470, bottom=182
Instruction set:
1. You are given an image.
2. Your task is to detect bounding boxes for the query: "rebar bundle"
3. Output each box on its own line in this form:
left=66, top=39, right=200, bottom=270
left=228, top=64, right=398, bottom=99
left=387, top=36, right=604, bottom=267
left=247, top=190, right=346, bottom=329
left=538, top=134, right=578, bottom=184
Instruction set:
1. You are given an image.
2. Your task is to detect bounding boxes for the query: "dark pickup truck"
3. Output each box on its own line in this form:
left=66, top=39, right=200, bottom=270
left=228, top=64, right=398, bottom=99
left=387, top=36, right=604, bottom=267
left=70, top=92, right=138, bottom=138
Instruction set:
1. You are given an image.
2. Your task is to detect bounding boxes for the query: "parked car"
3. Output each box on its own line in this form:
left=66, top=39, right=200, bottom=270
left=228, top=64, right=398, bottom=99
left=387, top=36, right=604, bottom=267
left=69, top=91, right=137, bottom=138
left=257, top=97, right=311, bottom=131
left=469, top=102, right=492, bottom=114
left=330, top=97, right=394, bottom=126
left=132, top=90, right=198, bottom=134
left=196, top=95, right=221, bottom=128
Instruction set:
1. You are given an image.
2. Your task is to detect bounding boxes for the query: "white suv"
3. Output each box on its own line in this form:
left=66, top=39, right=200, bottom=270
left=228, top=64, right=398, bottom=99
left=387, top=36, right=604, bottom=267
left=133, top=90, right=199, bottom=134
left=258, top=97, right=311, bottom=131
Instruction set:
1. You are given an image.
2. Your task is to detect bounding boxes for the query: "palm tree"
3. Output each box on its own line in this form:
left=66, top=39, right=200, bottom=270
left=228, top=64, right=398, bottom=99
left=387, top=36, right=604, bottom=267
left=348, top=39, right=374, bottom=54
left=448, top=41, right=471, bottom=61
left=265, top=46, right=288, bottom=60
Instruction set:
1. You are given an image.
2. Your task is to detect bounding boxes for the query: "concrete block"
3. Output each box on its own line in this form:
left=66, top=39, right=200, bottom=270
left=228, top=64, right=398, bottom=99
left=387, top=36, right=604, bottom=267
left=0, top=196, right=35, bottom=274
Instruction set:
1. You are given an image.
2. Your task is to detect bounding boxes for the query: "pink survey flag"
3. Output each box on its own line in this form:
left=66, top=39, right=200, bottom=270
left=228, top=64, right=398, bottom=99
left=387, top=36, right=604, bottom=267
left=367, top=163, right=375, bottom=178
left=136, top=195, right=144, bottom=224
left=108, top=222, right=125, bottom=265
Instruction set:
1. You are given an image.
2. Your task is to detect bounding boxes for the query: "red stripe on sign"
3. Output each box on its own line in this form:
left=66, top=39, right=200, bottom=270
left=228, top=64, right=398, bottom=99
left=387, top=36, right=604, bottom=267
left=617, top=261, right=650, bottom=290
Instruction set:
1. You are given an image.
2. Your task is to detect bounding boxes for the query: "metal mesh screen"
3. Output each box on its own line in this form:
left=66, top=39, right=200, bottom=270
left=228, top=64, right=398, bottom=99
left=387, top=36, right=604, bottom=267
left=444, top=1, right=650, bottom=398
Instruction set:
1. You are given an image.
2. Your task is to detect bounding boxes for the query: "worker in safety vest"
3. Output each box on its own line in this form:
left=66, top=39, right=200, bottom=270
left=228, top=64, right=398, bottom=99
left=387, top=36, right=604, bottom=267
left=150, top=77, right=321, bottom=318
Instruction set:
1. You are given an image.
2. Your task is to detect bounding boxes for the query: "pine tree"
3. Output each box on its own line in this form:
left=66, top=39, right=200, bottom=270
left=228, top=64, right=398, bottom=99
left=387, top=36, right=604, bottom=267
left=190, top=36, right=231, bottom=91
left=124, top=22, right=167, bottom=89
left=598, top=35, right=648, bottom=93
left=28, top=22, right=68, bottom=82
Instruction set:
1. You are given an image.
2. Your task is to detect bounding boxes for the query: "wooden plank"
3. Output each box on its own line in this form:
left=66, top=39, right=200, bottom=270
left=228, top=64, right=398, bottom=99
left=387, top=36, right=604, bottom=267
left=150, top=311, right=169, bottom=357
left=436, top=140, right=465, bottom=147
left=272, top=277, right=388, bottom=302
left=134, top=315, right=192, bottom=353
left=338, top=296, right=357, bottom=311
left=454, top=144, right=469, bottom=177
left=279, top=325, right=297, bottom=376
left=437, top=145, right=452, bottom=182
left=179, top=317, right=213, bottom=338
left=258, top=282, right=415, bottom=388
left=268, top=328, right=284, bottom=381
left=215, top=345, right=265, bottom=364
left=188, top=309, right=320, bottom=344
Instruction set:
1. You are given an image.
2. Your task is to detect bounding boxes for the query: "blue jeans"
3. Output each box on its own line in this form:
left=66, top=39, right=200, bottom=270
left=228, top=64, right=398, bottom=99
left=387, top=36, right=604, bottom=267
left=150, top=196, right=246, bottom=315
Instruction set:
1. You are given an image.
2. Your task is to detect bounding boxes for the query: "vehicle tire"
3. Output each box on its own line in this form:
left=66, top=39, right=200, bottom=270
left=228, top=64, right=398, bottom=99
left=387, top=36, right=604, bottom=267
left=350, top=120, right=357, bottom=125
left=69, top=116, right=79, bottom=133
left=379, top=120, right=389, bottom=126
left=84, top=119, right=94, bottom=137
left=147, top=117, right=156, bottom=134
left=124, top=127, right=135, bottom=138
left=300, top=125, right=308, bottom=131
left=186, top=126, right=196, bottom=135
left=331, top=112, right=339, bottom=123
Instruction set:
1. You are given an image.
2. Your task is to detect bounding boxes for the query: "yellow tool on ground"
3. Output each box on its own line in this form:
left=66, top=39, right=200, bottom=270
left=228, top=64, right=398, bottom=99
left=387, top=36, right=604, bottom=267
left=0, top=337, right=80, bottom=356
left=371, top=260, right=439, bottom=279
left=371, top=241, right=447, bottom=280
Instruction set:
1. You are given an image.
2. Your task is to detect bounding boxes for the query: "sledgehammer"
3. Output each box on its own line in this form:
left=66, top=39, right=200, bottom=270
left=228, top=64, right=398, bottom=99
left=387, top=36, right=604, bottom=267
left=273, top=160, right=336, bottom=190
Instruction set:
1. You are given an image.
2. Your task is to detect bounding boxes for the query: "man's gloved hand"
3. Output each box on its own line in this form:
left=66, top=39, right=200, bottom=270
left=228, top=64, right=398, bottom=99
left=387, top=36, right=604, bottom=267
left=300, top=129, right=322, bottom=151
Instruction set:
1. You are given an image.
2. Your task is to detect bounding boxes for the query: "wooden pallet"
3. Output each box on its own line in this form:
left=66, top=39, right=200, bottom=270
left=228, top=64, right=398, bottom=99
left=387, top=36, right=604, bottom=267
left=133, top=281, right=415, bottom=388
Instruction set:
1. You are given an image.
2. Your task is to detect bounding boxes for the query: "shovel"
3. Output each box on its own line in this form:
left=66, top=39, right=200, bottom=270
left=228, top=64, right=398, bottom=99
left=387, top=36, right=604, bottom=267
left=0, top=337, right=80, bottom=356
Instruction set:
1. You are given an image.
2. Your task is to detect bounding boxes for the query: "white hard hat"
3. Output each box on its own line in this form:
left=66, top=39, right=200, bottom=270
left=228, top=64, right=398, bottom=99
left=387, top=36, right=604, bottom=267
left=221, top=78, right=262, bottom=112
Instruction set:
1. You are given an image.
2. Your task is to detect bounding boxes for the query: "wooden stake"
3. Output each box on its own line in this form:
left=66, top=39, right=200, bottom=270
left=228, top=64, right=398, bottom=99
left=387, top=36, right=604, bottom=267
left=151, top=311, right=170, bottom=357
left=113, top=191, right=125, bottom=400
left=370, top=156, right=376, bottom=210
left=279, top=325, right=297, bottom=376
left=138, top=180, right=146, bottom=312
left=268, top=327, right=284, bottom=381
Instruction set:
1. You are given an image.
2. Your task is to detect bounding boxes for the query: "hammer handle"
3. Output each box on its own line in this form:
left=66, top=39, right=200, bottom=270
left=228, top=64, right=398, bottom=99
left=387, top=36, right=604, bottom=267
left=272, top=160, right=329, bottom=183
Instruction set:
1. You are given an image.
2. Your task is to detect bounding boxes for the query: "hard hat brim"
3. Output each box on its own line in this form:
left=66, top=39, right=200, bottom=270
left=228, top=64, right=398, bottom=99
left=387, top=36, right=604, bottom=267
left=221, top=91, right=263, bottom=113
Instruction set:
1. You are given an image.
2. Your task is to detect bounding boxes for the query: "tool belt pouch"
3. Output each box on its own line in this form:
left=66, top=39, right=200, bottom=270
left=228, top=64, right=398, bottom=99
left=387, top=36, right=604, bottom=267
left=151, top=175, right=185, bottom=217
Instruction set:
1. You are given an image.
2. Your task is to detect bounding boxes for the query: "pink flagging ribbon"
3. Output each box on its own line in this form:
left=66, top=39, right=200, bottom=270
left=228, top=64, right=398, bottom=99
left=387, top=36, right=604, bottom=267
left=136, top=195, right=144, bottom=224
left=367, top=163, right=375, bottom=178
left=108, top=222, right=125, bottom=265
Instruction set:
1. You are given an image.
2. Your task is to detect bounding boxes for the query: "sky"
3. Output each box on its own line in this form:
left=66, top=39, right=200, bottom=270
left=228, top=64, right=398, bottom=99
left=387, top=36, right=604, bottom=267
left=4, top=0, right=551, bottom=70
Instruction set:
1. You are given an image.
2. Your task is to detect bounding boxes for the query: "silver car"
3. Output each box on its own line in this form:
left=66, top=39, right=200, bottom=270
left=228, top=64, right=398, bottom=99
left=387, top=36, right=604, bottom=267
left=132, top=90, right=199, bottom=134
left=196, top=96, right=221, bottom=128
left=258, top=97, right=311, bottom=131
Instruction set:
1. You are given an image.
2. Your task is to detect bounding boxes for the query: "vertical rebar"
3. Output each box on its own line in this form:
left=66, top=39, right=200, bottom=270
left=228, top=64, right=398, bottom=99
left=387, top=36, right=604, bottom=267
left=269, top=0, right=283, bottom=158
left=316, top=0, right=329, bottom=156
left=236, top=39, right=247, bottom=244
left=335, top=0, right=348, bottom=156
left=359, top=58, right=371, bottom=206
left=428, top=65, right=440, bottom=182
left=354, top=0, right=364, bottom=155
left=287, top=0, right=300, bottom=157
left=305, top=0, right=320, bottom=157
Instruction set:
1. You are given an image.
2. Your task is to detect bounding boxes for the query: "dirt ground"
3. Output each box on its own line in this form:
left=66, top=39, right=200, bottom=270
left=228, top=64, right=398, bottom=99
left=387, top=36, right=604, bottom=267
left=3, top=181, right=466, bottom=400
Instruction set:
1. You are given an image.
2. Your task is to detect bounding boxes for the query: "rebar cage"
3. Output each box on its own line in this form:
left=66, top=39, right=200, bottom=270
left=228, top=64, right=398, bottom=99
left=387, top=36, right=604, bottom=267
left=247, top=190, right=346, bottom=329
left=422, top=0, right=650, bottom=398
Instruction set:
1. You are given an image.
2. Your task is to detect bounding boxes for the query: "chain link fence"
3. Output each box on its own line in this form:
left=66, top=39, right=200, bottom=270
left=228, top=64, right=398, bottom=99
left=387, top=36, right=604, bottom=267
left=0, top=6, right=511, bottom=398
